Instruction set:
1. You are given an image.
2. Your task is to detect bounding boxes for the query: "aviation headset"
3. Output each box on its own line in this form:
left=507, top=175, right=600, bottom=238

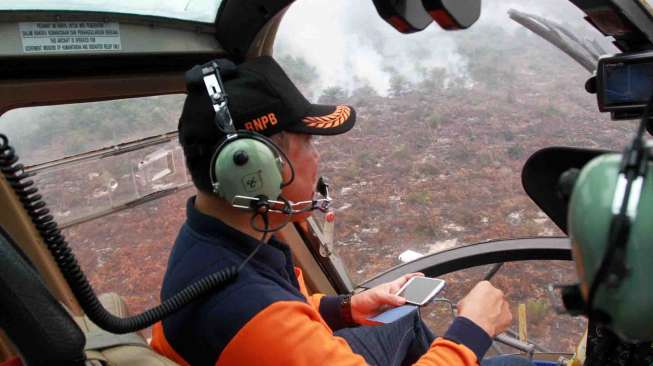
left=200, top=60, right=290, bottom=227
left=199, top=60, right=331, bottom=233
left=565, top=93, right=653, bottom=341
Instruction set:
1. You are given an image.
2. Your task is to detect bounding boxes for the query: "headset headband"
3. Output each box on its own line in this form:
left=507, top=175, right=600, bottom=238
left=201, top=61, right=237, bottom=135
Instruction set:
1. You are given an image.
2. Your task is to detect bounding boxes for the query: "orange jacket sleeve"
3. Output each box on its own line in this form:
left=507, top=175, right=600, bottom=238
left=307, top=293, right=325, bottom=312
left=295, top=266, right=353, bottom=331
left=215, top=301, right=479, bottom=366
left=294, top=267, right=325, bottom=312
left=151, top=321, right=191, bottom=366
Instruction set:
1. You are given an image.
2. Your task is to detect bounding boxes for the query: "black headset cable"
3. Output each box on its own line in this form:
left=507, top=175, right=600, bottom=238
left=0, top=134, right=240, bottom=334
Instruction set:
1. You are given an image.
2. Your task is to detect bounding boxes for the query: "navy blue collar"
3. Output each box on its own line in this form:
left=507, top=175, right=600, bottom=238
left=185, top=197, right=291, bottom=273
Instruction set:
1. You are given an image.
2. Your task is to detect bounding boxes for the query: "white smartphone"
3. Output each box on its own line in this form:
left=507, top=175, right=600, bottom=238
left=395, top=277, right=446, bottom=306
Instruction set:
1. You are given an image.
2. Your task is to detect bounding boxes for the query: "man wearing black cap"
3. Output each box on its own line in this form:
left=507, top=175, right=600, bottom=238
left=151, top=56, right=532, bottom=366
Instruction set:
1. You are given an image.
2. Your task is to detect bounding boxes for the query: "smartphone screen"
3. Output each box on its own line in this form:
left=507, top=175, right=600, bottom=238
left=396, top=277, right=446, bottom=306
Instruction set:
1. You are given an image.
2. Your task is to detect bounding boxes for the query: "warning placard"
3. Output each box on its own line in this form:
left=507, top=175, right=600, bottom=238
left=19, top=22, right=121, bottom=53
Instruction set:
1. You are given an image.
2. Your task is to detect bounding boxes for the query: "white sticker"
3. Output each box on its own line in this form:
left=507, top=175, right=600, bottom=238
left=19, top=22, right=121, bottom=53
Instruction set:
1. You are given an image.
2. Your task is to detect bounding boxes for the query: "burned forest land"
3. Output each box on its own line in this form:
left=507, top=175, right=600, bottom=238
left=59, top=35, right=632, bottom=351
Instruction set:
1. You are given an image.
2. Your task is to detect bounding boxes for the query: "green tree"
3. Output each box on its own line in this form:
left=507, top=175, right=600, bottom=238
left=507, top=145, right=525, bottom=160
left=277, top=54, right=319, bottom=95
left=388, top=72, right=412, bottom=97
left=350, top=82, right=379, bottom=106
left=418, top=67, right=446, bottom=92
left=318, top=86, right=348, bottom=104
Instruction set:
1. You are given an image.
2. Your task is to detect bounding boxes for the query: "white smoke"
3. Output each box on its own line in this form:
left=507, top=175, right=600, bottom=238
left=275, top=0, right=461, bottom=97
left=274, top=0, right=608, bottom=98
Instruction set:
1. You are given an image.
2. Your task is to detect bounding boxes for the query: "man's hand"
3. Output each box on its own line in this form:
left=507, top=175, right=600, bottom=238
left=350, top=272, right=424, bottom=325
left=457, top=281, right=512, bottom=338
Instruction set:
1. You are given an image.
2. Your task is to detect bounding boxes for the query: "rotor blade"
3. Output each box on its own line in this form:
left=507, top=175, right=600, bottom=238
left=508, top=8, right=598, bottom=73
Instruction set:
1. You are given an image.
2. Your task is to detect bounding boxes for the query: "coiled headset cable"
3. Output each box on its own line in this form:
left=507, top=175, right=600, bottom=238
left=0, top=133, right=239, bottom=334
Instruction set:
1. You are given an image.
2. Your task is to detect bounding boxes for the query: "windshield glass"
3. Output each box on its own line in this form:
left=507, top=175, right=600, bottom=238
left=1, top=95, right=193, bottom=339
left=277, top=0, right=623, bottom=283
left=1, top=0, right=221, bottom=23
left=1, top=95, right=188, bottom=227
left=277, top=0, right=625, bottom=352
left=2, top=95, right=184, bottom=166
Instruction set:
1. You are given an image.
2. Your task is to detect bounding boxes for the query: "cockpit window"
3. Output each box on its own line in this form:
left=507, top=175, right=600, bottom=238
left=1, top=95, right=188, bottom=227
left=1, top=0, right=222, bottom=23
left=276, top=0, right=630, bottom=285
left=274, top=1, right=629, bottom=354
left=1, top=95, right=194, bottom=337
left=2, top=95, right=184, bottom=166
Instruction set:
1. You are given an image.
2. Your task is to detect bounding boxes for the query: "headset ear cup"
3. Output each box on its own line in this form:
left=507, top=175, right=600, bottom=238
left=212, top=136, right=283, bottom=204
left=569, top=152, right=653, bottom=341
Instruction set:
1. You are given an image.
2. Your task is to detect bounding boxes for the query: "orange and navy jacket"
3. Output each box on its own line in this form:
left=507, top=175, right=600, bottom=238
left=151, top=197, right=491, bottom=365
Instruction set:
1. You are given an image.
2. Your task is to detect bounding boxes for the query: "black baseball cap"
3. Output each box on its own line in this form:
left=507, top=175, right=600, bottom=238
left=179, top=56, right=356, bottom=192
left=179, top=56, right=356, bottom=148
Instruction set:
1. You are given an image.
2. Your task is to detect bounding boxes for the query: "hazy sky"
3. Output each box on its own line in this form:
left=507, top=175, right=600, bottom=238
left=275, top=0, right=606, bottom=97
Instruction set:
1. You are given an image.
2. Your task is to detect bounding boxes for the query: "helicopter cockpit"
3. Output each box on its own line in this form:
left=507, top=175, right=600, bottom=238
left=1, top=0, right=652, bottom=365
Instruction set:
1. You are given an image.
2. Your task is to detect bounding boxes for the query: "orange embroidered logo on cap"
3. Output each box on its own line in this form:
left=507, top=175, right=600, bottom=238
left=303, top=105, right=351, bottom=129
left=244, top=113, right=278, bottom=132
